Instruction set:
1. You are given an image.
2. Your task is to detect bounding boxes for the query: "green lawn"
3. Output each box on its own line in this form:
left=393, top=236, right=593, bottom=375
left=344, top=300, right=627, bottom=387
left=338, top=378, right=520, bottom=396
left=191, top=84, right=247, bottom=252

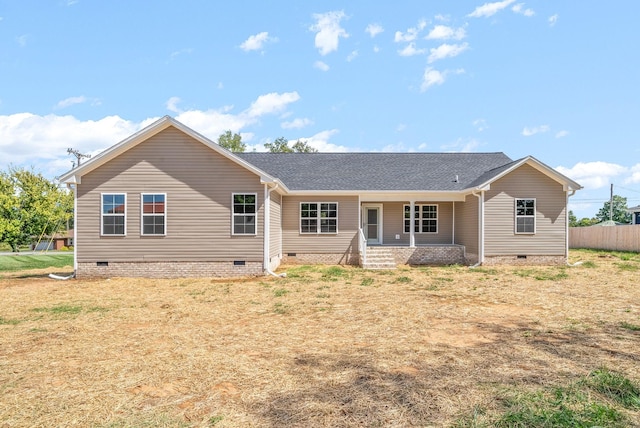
left=0, top=254, right=74, bottom=272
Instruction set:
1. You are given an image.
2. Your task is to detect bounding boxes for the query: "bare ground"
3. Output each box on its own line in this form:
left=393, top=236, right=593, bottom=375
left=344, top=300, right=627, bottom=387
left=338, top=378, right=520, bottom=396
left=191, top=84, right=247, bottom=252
left=0, top=250, right=639, bottom=427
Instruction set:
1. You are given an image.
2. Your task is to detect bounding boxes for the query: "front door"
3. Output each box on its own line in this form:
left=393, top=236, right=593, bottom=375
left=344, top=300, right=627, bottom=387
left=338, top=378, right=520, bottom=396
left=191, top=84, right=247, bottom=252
left=363, top=205, right=383, bottom=245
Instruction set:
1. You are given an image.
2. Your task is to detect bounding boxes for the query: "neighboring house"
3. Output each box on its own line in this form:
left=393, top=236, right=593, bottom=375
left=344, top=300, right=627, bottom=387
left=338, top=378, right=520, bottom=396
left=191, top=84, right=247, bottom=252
left=628, top=205, right=640, bottom=225
left=58, top=116, right=582, bottom=278
left=32, top=229, right=74, bottom=251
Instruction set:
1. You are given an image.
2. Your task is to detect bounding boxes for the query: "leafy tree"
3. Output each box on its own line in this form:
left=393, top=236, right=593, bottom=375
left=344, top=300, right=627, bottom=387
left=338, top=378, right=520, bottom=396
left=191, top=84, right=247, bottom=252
left=291, top=140, right=318, bottom=153
left=217, top=130, right=246, bottom=152
left=568, top=211, right=598, bottom=227
left=595, top=195, right=632, bottom=224
left=0, top=167, right=73, bottom=251
left=264, top=137, right=317, bottom=153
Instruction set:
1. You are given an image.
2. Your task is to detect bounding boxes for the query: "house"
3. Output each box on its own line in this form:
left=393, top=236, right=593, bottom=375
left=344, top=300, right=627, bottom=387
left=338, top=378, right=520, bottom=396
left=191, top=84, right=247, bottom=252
left=58, top=116, right=582, bottom=278
left=628, top=205, right=640, bottom=225
left=32, top=229, right=74, bottom=251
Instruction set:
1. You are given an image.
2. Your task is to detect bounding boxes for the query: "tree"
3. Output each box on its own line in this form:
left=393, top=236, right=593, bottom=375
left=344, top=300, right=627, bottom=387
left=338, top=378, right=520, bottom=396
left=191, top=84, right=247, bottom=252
left=595, top=195, right=632, bottom=224
left=0, top=167, right=73, bottom=251
left=217, top=130, right=245, bottom=152
left=264, top=137, right=318, bottom=153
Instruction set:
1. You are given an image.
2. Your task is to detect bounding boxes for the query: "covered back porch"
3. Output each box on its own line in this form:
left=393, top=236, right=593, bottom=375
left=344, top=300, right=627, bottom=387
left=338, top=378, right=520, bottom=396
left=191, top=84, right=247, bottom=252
left=357, top=196, right=471, bottom=268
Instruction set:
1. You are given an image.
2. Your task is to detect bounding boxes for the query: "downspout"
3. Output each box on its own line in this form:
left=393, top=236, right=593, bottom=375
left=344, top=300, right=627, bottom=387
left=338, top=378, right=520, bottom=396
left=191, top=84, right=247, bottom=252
left=469, top=189, right=484, bottom=268
left=566, top=189, right=580, bottom=266
left=452, top=202, right=455, bottom=245
left=264, top=183, right=286, bottom=278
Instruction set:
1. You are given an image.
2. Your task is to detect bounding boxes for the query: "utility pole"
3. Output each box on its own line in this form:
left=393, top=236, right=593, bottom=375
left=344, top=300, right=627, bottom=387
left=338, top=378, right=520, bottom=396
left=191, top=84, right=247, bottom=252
left=610, top=183, right=614, bottom=222
left=67, top=148, right=91, bottom=167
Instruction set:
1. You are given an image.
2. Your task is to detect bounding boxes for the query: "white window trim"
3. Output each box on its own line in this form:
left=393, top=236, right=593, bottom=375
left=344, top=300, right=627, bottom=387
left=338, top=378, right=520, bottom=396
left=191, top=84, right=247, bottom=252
left=231, top=193, right=258, bottom=236
left=515, top=198, right=536, bottom=234
left=403, top=204, right=438, bottom=234
left=299, top=202, right=339, bottom=234
left=100, top=192, right=126, bottom=236
left=140, top=193, right=167, bottom=236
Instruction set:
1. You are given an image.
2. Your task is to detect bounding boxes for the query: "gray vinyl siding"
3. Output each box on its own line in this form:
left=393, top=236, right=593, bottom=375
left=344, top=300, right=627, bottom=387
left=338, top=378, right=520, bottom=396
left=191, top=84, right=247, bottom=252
left=382, top=202, right=454, bottom=245
left=454, top=195, right=479, bottom=261
left=76, top=127, right=265, bottom=263
left=484, top=164, right=566, bottom=256
left=270, top=192, right=282, bottom=258
left=281, top=195, right=358, bottom=254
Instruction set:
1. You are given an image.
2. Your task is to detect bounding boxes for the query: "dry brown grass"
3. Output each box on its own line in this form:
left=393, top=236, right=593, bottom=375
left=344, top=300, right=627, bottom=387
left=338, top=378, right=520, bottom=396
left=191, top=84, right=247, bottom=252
left=1, top=249, right=639, bottom=427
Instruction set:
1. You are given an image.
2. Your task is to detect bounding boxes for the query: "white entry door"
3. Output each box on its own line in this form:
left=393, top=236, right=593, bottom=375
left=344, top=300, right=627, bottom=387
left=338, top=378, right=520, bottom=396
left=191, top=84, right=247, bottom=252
left=362, top=205, right=383, bottom=245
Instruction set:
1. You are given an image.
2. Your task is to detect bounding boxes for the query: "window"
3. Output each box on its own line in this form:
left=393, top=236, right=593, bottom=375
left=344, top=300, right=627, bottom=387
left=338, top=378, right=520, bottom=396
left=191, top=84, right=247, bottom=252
left=404, top=204, right=438, bottom=233
left=515, top=198, right=536, bottom=234
left=142, top=193, right=166, bottom=235
left=232, top=194, right=257, bottom=235
left=101, top=193, right=126, bottom=235
left=300, top=202, right=338, bottom=233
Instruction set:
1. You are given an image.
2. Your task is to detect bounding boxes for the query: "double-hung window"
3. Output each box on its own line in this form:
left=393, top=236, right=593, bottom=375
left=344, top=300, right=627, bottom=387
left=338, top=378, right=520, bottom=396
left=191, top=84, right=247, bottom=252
left=404, top=204, right=438, bottom=233
left=232, top=193, right=257, bottom=235
left=102, top=193, right=126, bottom=236
left=142, top=193, right=166, bottom=235
left=515, top=198, right=536, bottom=234
left=300, top=202, right=338, bottom=233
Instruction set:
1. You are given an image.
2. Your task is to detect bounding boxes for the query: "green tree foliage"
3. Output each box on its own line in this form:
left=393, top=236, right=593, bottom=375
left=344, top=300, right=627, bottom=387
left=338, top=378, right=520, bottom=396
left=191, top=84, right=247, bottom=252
left=595, top=195, right=632, bottom=224
left=568, top=210, right=599, bottom=227
left=0, top=167, right=73, bottom=251
left=217, top=130, right=246, bottom=152
left=264, top=137, right=317, bottom=153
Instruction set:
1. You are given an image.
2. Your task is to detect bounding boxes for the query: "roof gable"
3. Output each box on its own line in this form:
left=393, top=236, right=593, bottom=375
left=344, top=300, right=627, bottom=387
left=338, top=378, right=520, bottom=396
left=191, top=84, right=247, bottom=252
left=467, top=156, right=582, bottom=192
left=58, top=116, right=281, bottom=187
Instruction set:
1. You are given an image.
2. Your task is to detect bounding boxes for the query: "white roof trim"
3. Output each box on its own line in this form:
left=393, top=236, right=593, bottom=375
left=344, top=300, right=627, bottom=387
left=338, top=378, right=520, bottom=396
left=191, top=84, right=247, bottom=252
left=465, top=156, right=582, bottom=193
left=58, top=116, right=288, bottom=191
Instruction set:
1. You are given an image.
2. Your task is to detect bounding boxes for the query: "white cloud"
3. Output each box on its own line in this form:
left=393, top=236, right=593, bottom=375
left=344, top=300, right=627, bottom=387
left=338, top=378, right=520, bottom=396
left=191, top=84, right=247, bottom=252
left=314, top=60, right=330, bottom=71
left=512, top=3, right=535, bottom=16
left=398, top=43, right=426, bottom=57
left=239, top=32, right=277, bottom=52
left=394, top=19, right=427, bottom=43
left=556, top=161, right=627, bottom=189
left=421, top=68, right=445, bottom=90
left=435, top=14, right=449, bottom=22
left=292, top=129, right=347, bottom=152
left=55, top=96, right=88, bottom=110
left=555, top=130, right=569, bottom=138
left=245, top=92, right=300, bottom=117
left=165, top=97, right=182, bottom=113
left=281, top=118, right=313, bottom=129
left=428, top=42, right=469, bottom=63
left=0, top=113, right=144, bottom=176
left=625, top=164, right=640, bottom=184
left=310, top=11, right=349, bottom=55
left=365, top=23, right=384, bottom=38
left=426, top=25, right=466, bottom=40
left=468, top=0, right=516, bottom=18
left=397, top=123, right=407, bottom=132
left=548, top=14, right=559, bottom=26
left=373, top=45, right=380, bottom=53
left=169, top=48, right=193, bottom=61
left=473, top=119, right=488, bottom=132
left=420, top=67, right=464, bottom=91
left=347, top=50, right=358, bottom=62
left=521, top=125, right=550, bottom=136
left=16, top=34, right=28, bottom=47
left=440, top=138, right=482, bottom=152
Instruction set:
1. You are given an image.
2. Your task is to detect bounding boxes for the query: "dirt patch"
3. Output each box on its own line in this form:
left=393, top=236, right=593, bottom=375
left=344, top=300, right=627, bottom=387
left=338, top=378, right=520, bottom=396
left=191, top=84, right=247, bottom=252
left=0, top=250, right=639, bottom=427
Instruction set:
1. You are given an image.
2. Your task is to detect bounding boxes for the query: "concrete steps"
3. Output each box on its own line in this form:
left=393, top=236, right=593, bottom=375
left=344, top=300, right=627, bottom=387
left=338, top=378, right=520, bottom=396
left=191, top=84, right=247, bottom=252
left=362, top=246, right=397, bottom=270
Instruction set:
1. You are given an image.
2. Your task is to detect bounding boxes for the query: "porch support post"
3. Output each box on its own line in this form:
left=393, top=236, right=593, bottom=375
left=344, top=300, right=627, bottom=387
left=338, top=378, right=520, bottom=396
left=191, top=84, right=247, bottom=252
left=410, top=200, right=416, bottom=248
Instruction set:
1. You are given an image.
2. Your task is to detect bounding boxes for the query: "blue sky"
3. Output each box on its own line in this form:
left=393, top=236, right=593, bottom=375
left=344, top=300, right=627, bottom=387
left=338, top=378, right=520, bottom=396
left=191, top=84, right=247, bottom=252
left=1, top=0, right=639, bottom=218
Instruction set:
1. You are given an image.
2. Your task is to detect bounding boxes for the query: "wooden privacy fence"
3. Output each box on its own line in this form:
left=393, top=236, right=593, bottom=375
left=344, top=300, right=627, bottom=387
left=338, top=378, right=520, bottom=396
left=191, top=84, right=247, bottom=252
left=570, top=225, right=640, bottom=252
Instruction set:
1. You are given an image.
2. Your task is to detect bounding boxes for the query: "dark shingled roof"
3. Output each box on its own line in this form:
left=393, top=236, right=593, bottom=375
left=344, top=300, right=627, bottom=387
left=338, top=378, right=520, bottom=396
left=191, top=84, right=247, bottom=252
left=237, top=152, right=513, bottom=191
